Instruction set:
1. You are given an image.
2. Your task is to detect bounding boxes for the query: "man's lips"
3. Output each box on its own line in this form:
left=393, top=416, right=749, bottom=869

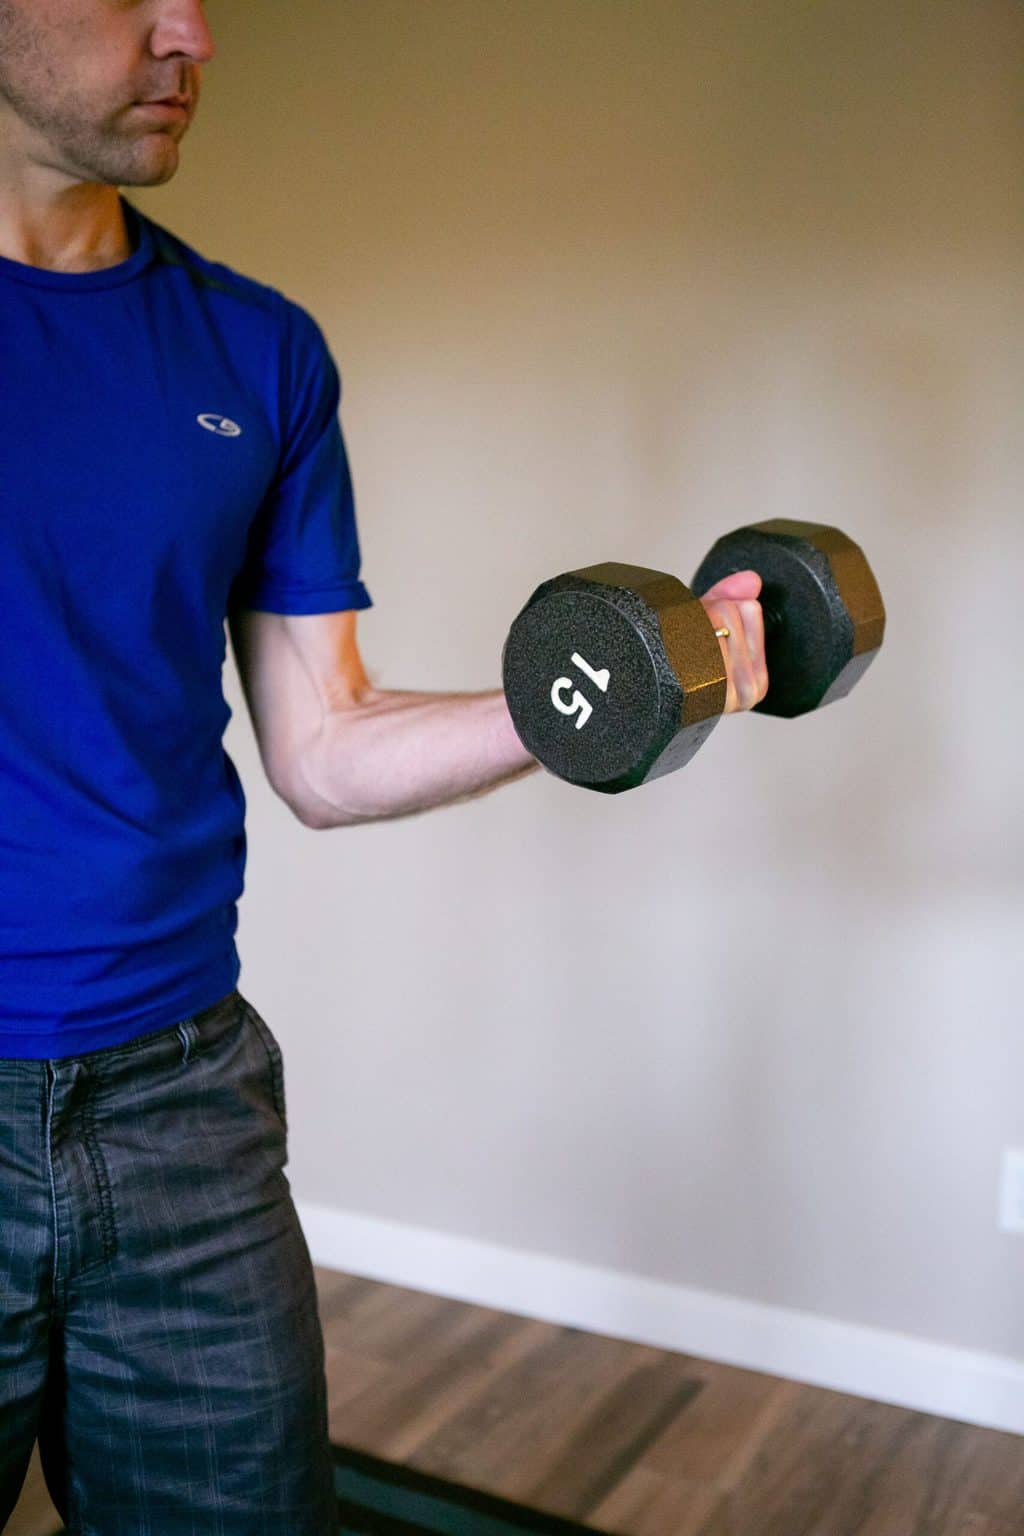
left=133, top=98, right=191, bottom=121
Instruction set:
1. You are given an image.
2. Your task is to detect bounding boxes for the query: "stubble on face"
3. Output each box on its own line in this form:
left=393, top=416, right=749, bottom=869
left=0, top=0, right=199, bottom=189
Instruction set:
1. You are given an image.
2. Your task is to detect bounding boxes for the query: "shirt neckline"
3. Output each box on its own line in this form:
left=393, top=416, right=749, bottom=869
left=0, top=196, right=155, bottom=292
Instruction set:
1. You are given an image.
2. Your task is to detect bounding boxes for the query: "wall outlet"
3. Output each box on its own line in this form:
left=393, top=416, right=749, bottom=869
left=998, top=1148, right=1024, bottom=1233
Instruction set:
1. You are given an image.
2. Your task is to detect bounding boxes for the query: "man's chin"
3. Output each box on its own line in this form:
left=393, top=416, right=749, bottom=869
left=115, top=137, right=182, bottom=186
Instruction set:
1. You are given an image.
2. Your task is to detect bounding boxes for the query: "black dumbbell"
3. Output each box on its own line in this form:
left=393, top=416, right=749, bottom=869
left=502, top=519, right=885, bottom=794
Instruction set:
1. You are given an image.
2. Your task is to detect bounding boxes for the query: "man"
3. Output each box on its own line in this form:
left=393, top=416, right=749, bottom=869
left=0, top=2, right=768, bottom=1531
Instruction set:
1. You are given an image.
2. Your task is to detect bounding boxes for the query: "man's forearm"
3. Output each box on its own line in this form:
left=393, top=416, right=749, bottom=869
left=292, top=688, right=538, bottom=829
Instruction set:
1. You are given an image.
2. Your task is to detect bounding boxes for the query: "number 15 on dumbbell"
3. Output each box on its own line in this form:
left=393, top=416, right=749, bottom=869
left=502, top=519, right=886, bottom=795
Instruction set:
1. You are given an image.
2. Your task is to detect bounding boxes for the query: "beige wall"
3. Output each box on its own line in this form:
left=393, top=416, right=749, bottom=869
left=138, top=0, right=1024, bottom=1360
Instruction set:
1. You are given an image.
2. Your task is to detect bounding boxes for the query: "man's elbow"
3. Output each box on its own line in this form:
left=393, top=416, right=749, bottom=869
left=279, top=778, right=362, bottom=831
left=290, top=796, right=332, bottom=831
left=275, top=733, right=384, bottom=830
left=269, top=761, right=337, bottom=831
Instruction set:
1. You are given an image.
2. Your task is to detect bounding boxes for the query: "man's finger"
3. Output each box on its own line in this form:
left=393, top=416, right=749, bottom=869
left=700, top=596, right=768, bottom=713
left=698, top=569, right=762, bottom=603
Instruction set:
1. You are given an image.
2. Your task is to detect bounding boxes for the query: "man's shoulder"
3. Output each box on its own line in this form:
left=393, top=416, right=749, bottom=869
left=130, top=203, right=336, bottom=395
left=134, top=202, right=304, bottom=330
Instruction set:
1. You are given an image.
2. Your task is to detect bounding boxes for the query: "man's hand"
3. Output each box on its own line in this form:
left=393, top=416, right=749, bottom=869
left=698, top=570, right=769, bottom=714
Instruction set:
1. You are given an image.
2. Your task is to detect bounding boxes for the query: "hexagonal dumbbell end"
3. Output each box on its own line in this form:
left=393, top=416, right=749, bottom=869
left=692, top=520, right=886, bottom=719
left=502, top=563, right=727, bottom=793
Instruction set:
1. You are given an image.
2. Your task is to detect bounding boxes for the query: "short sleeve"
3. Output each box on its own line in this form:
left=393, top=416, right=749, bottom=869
left=229, top=297, right=372, bottom=616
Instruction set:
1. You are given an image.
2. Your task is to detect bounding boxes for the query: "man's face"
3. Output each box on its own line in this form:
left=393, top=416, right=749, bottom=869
left=0, top=0, right=215, bottom=188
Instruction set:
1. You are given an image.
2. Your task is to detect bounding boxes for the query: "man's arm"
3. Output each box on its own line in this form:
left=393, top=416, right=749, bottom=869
left=227, top=606, right=537, bottom=830
left=226, top=570, right=766, bottom=831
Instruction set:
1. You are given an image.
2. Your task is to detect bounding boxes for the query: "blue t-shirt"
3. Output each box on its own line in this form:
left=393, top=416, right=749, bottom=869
left=0, top=196, right=370, bottom=1059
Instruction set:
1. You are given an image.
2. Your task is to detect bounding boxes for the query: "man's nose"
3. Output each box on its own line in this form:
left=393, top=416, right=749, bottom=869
left=151, top=0, right=216, bottom=65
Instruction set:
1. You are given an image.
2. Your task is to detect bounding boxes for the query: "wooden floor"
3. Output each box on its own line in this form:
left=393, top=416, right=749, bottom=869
left=8, top=1264, right=1024, bottom=1535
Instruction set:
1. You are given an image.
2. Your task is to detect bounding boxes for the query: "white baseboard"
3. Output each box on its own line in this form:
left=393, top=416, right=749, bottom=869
left=297, top=1199, right=1024, bottom=1439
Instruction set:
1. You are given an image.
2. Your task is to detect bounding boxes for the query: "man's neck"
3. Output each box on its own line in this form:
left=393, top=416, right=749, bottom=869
left=0, top=176, right=132, bottom=273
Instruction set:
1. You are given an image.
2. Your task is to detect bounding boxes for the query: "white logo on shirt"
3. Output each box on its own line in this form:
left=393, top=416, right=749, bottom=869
left=197, top=413, right=243, bottom=437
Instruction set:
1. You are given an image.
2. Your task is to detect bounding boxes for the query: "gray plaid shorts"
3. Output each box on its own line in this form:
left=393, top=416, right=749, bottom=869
left=0, top=988, right=337, bottom=1535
